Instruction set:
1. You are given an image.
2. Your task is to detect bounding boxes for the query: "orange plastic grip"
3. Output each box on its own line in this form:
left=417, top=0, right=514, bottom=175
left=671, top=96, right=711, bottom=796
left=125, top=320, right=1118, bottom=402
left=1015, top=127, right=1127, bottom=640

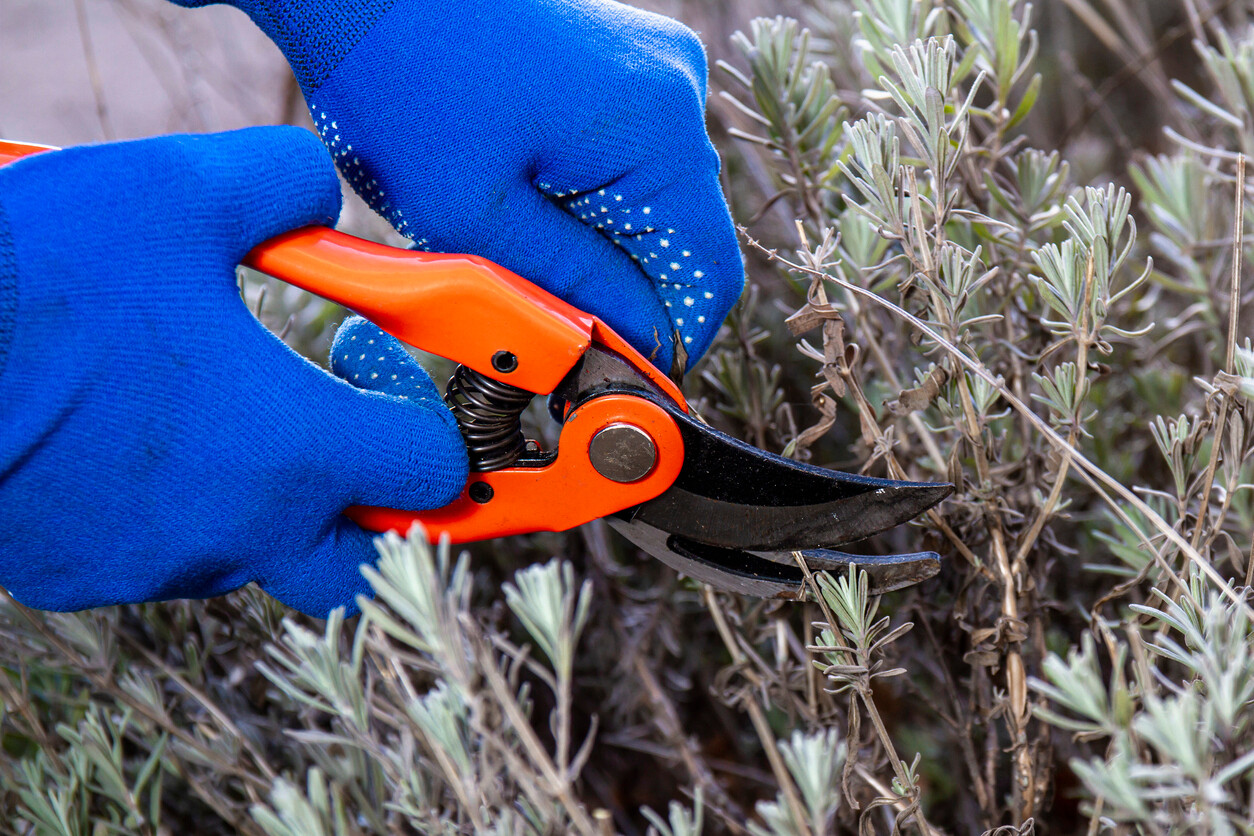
left=0, top=140, right=55, bottom=167
left=246, top=228, right=594, bottom=394
left=246, top=231, right=686, bottom=404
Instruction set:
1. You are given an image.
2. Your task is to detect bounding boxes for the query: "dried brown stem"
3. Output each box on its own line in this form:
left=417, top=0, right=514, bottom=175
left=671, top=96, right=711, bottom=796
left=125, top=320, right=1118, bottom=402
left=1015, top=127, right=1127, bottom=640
left=703, top=587, right=814, bottom=836
left=1188, top=154, right=1245, bottom=556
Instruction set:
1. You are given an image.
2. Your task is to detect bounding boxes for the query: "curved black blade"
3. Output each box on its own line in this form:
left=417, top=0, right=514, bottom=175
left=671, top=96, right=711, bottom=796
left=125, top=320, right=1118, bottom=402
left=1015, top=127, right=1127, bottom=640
left=624, top=406, right=953, bottom=551
left=552, top=348, right=950, bottom=552
left=607, top=517, right=941, bottom=599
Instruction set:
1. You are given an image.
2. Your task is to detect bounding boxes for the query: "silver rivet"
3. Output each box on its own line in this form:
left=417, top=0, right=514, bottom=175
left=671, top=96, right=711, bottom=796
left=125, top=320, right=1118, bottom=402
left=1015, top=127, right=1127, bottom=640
left=589, top=424, right=657, bottom=483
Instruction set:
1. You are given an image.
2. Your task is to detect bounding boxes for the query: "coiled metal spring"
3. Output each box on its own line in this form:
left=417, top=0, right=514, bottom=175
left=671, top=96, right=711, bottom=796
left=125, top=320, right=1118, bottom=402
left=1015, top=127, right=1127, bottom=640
left=444, top=365, right=534, bottom=471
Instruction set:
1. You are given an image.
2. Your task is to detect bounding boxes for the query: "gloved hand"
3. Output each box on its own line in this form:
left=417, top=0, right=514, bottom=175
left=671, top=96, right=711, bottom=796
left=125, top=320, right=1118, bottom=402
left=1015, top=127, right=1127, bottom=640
left=0, top=128, right=468, bottom=616
left=170, top=0, right=744, bottom=372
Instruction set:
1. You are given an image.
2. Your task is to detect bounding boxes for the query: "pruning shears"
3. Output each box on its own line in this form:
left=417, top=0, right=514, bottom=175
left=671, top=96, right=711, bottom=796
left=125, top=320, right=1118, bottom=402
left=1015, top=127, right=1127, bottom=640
left=0, top=140, right=951, bottom=598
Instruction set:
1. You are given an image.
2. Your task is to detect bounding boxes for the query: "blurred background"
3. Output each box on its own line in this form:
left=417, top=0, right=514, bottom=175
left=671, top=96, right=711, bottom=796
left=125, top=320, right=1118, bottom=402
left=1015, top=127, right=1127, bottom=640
left=0, top=0, right=1185, bottom=159
left=1, top=0, right=288, bottom=146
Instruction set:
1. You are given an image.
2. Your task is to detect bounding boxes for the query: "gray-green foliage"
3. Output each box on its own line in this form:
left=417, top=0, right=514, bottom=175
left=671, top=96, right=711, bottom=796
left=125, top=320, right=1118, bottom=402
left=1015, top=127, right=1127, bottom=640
left=642, top=789, right=704, bottom=836
left=1032, top=579, right=1254, bottom=833
left=14, top=708, right=167, bottom=836
left=749, top=729, right=846, bottom=836
left=716, top=0, right=1254, bottom=831
left=1, top=531, right=697, bottom=836
left=252, top=532, right=603, bottom=835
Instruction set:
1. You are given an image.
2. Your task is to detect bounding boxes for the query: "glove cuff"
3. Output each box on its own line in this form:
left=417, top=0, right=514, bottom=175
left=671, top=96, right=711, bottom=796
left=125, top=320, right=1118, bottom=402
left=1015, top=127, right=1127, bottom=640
left=169, top=0, right=397, bottom=91
left=0, top=201, right=16, bottom=383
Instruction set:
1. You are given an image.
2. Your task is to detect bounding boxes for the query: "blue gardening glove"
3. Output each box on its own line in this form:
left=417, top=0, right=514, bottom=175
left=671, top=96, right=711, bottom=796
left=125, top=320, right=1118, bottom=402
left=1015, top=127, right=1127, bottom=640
left=170, top=0, right=744, bottom=372
left=0, top=128, right=468, bottom=617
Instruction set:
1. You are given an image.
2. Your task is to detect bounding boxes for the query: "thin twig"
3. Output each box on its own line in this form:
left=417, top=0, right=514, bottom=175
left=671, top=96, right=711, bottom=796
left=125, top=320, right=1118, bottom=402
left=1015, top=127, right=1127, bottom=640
left=0, top=591, right=272, bottom=793
left=703, top=587, right=814, bottom=836
left=479, top=646, right=599, bottom=836
left=1013, top=252, right=1095, bottom=567
left=1189, top=155, right=1246, bottom=555
left=116, top=629, right=277, bottom=783
left=791, top=557, right=944, bottom=836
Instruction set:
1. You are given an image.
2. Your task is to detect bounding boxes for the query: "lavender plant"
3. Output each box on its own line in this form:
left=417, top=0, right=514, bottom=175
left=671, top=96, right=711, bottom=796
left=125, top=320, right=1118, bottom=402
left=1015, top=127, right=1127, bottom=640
left=7, top=1, right=1254, bottom=834
left=707, top=0, right=1254, bottom=831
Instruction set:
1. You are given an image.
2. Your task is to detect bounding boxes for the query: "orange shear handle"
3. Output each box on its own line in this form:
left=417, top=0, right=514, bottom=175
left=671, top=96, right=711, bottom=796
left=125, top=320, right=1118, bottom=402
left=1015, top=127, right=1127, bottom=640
left=246, top=228, right=595, bottom=394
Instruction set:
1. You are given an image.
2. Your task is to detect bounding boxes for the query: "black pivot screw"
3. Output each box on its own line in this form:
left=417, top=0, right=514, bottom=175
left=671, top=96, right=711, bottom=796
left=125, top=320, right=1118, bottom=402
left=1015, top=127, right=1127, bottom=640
left=492, top=350, right=519, bottom=374
left=468, top=481, right=494, bottom=504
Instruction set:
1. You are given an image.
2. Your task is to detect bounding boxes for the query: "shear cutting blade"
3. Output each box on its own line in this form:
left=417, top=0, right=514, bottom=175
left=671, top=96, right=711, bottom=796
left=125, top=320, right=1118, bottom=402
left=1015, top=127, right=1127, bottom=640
left=557, top=348, right=950, bottom=594
left=622, top=405, right=952, bottom=552
left=607, top=517, right=941, bottom=598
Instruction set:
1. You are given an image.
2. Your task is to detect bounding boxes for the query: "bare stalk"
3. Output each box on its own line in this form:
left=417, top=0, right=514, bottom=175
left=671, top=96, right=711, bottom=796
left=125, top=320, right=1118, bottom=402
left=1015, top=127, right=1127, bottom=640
left=1188, top=153, right=1245, bottom=554
left=703, top=587, right=814, bottom=836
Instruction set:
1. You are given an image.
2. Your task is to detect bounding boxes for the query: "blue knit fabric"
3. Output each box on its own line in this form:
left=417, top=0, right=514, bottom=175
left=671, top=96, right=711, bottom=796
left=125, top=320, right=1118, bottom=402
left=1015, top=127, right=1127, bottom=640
left=170, top=0, right=745, bottom=371
left=0, top=202, right=15, bottom=383
left=0, top=129, right=468, bottom=616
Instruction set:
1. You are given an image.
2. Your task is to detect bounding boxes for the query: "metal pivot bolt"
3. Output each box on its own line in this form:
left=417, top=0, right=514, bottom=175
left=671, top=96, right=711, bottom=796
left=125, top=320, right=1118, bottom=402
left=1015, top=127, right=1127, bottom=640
left=492, top=350, right=518, bottom=373
left=589, top=424, right=657, bottom=483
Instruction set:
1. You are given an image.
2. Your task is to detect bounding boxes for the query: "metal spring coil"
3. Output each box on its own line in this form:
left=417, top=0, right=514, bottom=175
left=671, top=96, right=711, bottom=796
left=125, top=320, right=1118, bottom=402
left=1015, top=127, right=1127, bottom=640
left=444, top=365, right=534, bottom=471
